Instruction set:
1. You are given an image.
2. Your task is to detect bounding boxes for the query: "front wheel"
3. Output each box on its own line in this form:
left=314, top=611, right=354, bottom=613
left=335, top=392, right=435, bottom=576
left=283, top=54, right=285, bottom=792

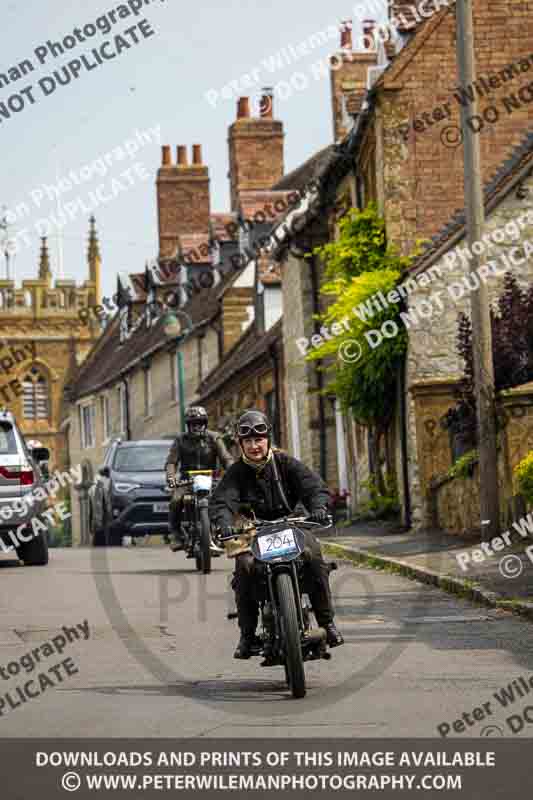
left=198, top=505, right=211, bottom=574
left=17, top=530, right=49, bottom=566
left=276, top=572, right=306, bottom=699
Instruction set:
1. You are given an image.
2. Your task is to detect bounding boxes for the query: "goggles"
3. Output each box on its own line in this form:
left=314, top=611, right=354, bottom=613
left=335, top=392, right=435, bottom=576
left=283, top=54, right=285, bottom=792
left=237, top=422, right=269, bottom=438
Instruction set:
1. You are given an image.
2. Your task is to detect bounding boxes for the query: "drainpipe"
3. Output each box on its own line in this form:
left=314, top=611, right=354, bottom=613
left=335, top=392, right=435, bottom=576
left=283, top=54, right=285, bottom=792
left=309, top=253, right=327, bottom=481
left=269, top=342, right=281, bottom=446
left=121, top=376, right=131, bottom=441
left=399, top=356, right=412, bottom=528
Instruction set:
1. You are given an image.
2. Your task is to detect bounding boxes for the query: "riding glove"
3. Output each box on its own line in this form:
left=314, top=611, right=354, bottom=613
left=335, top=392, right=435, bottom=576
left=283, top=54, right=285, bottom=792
left=309, top=507, right=329, bottom=525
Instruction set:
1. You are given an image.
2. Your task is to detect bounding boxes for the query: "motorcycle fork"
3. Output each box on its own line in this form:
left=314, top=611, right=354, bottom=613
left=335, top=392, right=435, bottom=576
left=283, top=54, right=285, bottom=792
left=271, top=563, right=305, bottom=639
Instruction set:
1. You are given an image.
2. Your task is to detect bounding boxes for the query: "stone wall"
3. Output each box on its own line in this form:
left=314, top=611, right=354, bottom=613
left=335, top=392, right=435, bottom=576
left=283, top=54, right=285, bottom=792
left=431, top=386, right=533, bottom=535
left=433, top=462, right=483, bottom=538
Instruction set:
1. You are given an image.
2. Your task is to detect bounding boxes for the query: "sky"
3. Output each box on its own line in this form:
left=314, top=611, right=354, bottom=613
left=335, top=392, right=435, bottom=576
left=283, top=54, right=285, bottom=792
left=0, top=0, right=387, bottom=301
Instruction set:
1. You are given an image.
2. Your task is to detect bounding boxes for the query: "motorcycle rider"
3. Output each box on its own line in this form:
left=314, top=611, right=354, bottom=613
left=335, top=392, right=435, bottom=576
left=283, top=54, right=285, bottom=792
left=165, top=406, right=233, bottom=552
left=209, top=409, right=344, bottom=659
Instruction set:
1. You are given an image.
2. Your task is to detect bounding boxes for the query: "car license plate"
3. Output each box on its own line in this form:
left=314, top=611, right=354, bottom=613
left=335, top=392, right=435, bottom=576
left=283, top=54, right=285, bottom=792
left=258, top=528, right=298, bottom=559
left=153, top=502, right=169, bottom=513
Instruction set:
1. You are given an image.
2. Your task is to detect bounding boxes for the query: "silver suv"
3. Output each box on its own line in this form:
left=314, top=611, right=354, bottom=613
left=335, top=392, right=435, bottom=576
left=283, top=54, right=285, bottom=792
left=0, top=409, right=51, bottom=566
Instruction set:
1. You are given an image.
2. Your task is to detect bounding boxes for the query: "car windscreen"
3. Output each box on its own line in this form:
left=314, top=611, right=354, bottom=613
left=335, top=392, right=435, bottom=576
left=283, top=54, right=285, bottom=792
left=113, top=445, right=171, bottom=472
left=0, top=422, right=17, bottom=455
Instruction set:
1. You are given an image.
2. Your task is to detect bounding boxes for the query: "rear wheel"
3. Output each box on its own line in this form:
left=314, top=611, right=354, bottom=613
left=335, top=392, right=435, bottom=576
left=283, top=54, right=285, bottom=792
left=276, top=572, right=306, bottom=699
left=17, top=530, right=49, bottom=566
left=199, top=506, right=211, bottom=574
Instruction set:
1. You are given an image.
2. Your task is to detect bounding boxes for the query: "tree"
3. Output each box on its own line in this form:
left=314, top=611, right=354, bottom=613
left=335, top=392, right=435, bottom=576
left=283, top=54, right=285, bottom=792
left=306, top=204, right=416, bottom=493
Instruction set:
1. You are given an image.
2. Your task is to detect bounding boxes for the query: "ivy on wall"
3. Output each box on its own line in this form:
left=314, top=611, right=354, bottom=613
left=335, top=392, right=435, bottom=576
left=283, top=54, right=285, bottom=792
left=305, top=203, right=418, bottom=494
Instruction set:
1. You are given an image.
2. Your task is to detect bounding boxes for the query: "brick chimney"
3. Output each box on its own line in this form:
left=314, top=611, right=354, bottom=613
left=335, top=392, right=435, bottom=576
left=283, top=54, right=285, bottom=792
left=156, top=144, right=210, bottom=260
left=228, top=92, right=284, bottom=212
left=330, top=19, right=377, bottom=142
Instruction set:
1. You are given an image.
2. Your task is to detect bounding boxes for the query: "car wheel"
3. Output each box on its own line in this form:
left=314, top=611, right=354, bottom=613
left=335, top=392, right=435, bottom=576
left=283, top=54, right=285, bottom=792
left=92, top=528, right=106, bottom=547
left=110, top=528, right=123, bottom=547
left=16, top=530, right=49, bottom=566
left=103, top=506, right=123, bottom=547
left=91, top=507, right=106, bottom=547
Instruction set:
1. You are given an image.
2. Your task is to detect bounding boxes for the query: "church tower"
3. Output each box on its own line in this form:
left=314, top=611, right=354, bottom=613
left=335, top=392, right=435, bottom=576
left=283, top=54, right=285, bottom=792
left=0, top=217, right=103, bottom=473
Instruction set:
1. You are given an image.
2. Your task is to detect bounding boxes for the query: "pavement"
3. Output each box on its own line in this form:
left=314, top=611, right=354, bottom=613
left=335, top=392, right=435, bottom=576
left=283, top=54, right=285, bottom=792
left=321, top=519, right=533, bottom=621
left=1, top=543, right=533, bottom=738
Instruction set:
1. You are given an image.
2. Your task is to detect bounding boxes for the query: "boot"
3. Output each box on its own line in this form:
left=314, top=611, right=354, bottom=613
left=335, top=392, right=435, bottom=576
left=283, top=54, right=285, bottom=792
left=234, top=631, right=262, bottom=659
left=170, top=528, right=185, bottom=552
left=324, top=622, right=344, bottom=647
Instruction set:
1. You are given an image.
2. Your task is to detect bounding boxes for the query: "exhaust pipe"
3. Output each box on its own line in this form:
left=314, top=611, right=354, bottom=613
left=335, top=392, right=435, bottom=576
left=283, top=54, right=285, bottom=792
left=304, top=627, right=327, bottom=643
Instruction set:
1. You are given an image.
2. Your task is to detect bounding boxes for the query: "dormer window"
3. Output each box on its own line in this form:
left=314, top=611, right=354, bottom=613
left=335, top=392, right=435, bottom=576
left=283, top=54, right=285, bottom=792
left=239, top=225, right=250, bottom=253
left=119, top=305, right=130, bottom=344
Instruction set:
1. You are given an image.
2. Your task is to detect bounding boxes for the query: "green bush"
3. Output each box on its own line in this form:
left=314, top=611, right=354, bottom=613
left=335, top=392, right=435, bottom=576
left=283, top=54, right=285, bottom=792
left=515, top=452, right=533, bottom=505
left=359, top=473, right=400, bottom=519
left=47, top=494, right=72, bottom=548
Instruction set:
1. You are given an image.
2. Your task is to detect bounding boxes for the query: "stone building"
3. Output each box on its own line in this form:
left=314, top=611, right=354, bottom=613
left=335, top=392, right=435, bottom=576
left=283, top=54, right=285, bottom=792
left=0, top=217, right=102, bottom=471
left=403, top=132, right=533, bottom=531
left=267, top=0, right=533, bottom=524
left=63, top=273, right=222, bottom=545
left=269, top=147, right=349, bottom=493
left=198, top=253, right=286, bottom=447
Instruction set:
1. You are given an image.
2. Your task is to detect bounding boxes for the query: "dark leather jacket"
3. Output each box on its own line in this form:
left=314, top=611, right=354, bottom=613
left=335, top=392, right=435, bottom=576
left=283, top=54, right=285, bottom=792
left=165, top=430, right=233, bottom=480
left=209, top=450, right=330, bottom=529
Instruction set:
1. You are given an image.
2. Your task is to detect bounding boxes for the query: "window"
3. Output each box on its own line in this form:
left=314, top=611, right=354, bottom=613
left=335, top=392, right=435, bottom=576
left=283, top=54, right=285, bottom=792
left=143, top=366, right=152, bottom=417
left=0, top=422, right=16, bottom=454
left=22, top=368, right=49, bottom=419
left=101, top=395, right=111, bottom=441
left=79, top=403, right=96, bottom=449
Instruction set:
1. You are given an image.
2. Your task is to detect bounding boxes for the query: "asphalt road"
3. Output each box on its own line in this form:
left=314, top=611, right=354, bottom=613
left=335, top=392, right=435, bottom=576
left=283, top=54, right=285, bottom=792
left=1, top=543, right=533, bottom=738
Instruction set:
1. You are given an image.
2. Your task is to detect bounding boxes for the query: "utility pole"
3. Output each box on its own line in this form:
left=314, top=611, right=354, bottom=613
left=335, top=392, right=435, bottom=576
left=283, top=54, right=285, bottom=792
left=455, top=0, right=500, bottom=541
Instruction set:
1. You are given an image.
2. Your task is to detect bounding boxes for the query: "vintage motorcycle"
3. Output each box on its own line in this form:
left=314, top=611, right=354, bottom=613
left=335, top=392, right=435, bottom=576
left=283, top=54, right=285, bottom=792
left=173, top=469, right=218, bottom=574
left=220, top=515, right=336, bottom=699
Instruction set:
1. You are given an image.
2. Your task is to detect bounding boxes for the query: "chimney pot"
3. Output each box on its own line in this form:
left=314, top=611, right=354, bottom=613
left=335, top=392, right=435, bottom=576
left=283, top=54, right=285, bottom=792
left=363, top=19, right=376, bottom=50
left=260, top=88, right=274, bottom=118
left=192, top=144, right=202, bottom=165
left=162, top=145, right=172, bottom=166
left=340, top=20, right=353, bottom=50
left=237, top=97, right=250, bottom=119
left=177, top=145, right=188, bottom=166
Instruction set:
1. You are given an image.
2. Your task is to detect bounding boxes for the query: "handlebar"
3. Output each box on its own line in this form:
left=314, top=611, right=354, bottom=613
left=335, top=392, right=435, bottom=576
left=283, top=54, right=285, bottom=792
left=185, top=470, right=215, bottom=476
left=217, top=514, right=333, bottom=542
